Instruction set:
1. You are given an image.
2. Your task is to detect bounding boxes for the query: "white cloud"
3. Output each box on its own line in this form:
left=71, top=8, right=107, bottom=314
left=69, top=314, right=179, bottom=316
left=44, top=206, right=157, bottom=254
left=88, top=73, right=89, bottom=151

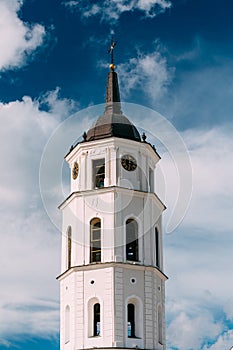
left=164, top=129, right=233, bottom=347
left=38, top=87, right=79, bottom=120
left=164, top=223, right=233, bottom=349
left=149, top=123, right=233, bottom=234
left=63, top=0, right=171, bottom=21
left=181, top=125, right=233, bottom=232
left=0, top=212, right=60, bottom=338
left=118, top=50, right=174, bottom=102
left=203, top=330, right=233, bottom=350
left=0, top=0, right=45, bottom=71
left=0, top=90, right=76, bottom=210
left=0, top=90, right=76, bottom=345
left=167, top=308, right=222, bottom=350
left=159, top=125, right=233, bottom=311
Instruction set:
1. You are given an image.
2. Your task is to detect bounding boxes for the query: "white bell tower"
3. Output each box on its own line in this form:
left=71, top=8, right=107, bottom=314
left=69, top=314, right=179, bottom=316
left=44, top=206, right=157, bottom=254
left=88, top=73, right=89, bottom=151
left=57, top=51, right=167, bottom=350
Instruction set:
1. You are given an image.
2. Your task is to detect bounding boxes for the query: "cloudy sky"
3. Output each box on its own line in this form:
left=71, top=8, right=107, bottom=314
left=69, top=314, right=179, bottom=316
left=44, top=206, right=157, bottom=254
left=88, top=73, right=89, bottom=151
left=0, top=0, right=233, bottom=349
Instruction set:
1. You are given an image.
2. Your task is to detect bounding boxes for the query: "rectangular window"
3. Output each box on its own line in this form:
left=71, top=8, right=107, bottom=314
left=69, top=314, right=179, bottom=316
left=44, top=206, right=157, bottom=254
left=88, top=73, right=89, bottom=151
left=93, top=158, right=105, bottom=188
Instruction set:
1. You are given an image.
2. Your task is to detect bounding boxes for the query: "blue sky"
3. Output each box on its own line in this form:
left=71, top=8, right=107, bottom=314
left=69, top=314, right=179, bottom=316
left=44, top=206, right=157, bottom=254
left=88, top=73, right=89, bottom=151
left=0, top=0, right=233, bottom=349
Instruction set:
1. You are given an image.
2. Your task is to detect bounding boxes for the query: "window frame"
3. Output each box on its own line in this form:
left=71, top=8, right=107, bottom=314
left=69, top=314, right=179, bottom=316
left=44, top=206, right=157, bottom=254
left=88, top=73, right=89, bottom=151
left=93, top=158, right=105, bottom=188
left=93, top=303, right=101, bottom=336
left=125, top=296, right=143, bottom=341
left=90, top=218, right=101, bottom=263
left=127, top=303, right=136, bottom=338
left=88, top=298, right=102, bottom=338
left=126, top=218, right=139, bottom=262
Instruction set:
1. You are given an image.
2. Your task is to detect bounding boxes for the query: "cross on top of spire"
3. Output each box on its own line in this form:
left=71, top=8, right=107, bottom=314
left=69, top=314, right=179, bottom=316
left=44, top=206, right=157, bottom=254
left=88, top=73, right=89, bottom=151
left=108, top=38, right=117, bottom=71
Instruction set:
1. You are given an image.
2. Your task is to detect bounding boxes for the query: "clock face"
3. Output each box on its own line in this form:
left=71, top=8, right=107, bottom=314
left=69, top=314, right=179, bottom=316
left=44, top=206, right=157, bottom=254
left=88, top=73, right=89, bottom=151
left=72, top=161, right=79, bottom=179
left=121, top=154, right=137, bottom=172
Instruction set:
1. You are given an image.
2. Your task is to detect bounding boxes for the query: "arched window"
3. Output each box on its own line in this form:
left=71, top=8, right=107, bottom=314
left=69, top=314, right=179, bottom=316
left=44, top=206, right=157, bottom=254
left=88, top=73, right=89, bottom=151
left=65, top=305, right=70, bottom=343
left=88, top=298, right=101, bottom=337
left=67, top=226, right=72, bottom=269
left=90, top=218, right=101, bottom=263
left=155, top=227, right=160, bottom=268
left=158, top=305, right=163, bottom=344
left=126, top=219, right=138, bottom=262
left=93, top=303, right=101, bottom=336
left=127, top=303, right=135, bottom=338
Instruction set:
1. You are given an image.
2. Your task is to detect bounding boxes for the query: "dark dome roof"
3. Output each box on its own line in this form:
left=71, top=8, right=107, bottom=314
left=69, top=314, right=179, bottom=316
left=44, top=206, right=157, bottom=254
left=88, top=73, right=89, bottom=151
left=86, top=69, right=141, bottom=143
left=86, top=111, right=141, bottom=142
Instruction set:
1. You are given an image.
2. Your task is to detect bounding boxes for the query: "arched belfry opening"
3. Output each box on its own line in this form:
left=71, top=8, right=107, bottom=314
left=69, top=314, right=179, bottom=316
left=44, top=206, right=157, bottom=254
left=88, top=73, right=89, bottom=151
left=126, top=219, right=139, bottom=262
left=90, top=218, right=101, bottom=263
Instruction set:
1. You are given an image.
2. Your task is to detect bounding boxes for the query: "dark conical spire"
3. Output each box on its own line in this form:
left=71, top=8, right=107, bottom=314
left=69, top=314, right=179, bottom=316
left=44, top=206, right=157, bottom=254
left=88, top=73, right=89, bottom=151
left=86, top=41, right=141, bottom=143
left=105, top=69, right=122, bottom=115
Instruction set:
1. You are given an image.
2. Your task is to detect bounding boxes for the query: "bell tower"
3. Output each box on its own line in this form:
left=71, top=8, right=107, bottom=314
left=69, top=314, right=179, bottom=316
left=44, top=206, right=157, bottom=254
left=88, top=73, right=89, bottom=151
left=57, top=48, right=167, bottom=350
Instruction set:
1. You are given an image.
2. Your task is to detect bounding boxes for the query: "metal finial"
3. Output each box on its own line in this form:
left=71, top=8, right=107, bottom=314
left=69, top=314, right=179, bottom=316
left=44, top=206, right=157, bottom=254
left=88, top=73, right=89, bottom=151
left=82, top=131, right=87, bottom=141
left=142, top=132, right=147, bottom=142
left=108, top=38, right=117, bottom=71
